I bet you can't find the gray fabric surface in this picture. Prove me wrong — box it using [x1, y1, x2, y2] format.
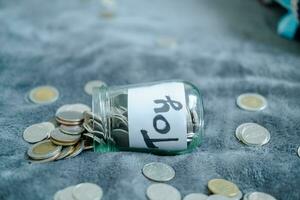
[0, 0, 300, 199]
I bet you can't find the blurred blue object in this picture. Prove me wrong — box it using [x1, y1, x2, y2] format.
[276, 0, 299, 39]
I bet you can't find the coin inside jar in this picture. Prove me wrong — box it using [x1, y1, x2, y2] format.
[146, 183, 181, 200]
[142, 162, 175, 182]
[27, 140, 62, 160]
[72, 182, 103, 200]
[29, 85, 59, 104]
[240, 123, 270, 146]
[236, 93, 267, 111]
[208, 179, 239, 197]
[23, 122, 55, 143]
[50, 128, 81, 144]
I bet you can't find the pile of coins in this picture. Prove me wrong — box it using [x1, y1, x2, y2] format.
[140, 162, 277, 200]
[24, 103, 94, 163]
[54, 182, 103, 200]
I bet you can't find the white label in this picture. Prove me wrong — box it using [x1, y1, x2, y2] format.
[128, 82, 187, 151]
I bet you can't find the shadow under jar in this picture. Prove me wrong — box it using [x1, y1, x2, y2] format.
[91, 80, 204, 155]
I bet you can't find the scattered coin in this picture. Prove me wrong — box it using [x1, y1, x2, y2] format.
[207, 195, 231, 200]
[60, 124, 85, 135]
[23, 122, 55, 143]
[297, 146, 300, 158]
[29, 85, 59, 104]
[156, 37, 178, 49]
[236, 93, 267, 111]
[56, 146, 75, 160]
[146, 183, 181, 200]
[50, 128, 81, 144]
[56, 104, 91, 116]
[246, 192, 277, 200]
[56, 111, 84, 125]
[142, 162, 175, 182]
[27, 140, 62, 160]
[54, 186, 75, 200]
[84, 80, 107, 95]
[240, 123, 270, 146]
[72, 182, 103, 200]
[208, 179, 239, 197]
[183, 193, 208, 200]
[235, 123, 254, 142]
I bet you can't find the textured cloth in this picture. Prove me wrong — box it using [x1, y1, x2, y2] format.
[0, 0, 300, 200]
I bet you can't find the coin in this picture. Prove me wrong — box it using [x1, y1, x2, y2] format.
[235, 123, 254, 141]
[298, 146, 300, 157]
[56, 146, 75, 160]
[236, 93, 267, 111]
[59, 124, 84, 135]
[183, 193, 208, 200]
[27, 140, 62, 160]
[228, 190, 243, 200]
[23, 122, 55, 143]
[142, 162, 175, 182]
[56, 111, 84, 125]
[66, 140, 84, 158]
[208, 179, 239, 197]
[29, 151, 60, 164]
[72, 182, 103, 200]
[29, 85, 59, 104]
[84, 80, 107, 95]
[240, 123, 270, 146]
[247, 192, 277, 200]
[207, 195, 231, 200]
[55, 186, 76, 200]
[56, 104, 91, 115]
[50, 128, 81, 143]
[146, 183, 181, 200]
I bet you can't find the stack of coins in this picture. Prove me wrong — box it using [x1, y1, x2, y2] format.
[235, 123, 270, 146]
[54, 182, 103, 200]
[24, 103, 94, 163]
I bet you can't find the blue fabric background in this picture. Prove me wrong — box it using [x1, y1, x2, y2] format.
[0, 0, 300, 199]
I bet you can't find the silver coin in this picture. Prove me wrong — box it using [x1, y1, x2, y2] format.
[92, 120, 104, 133]
[56, 146, 75, 160]
[84, 80, 107, 95]
[247, 192, 276, 200]
[142, 162, 175, 182]
[236, 93, 267, 111]
[50, 128, 81, 143]
[235, 123, 255, 141]
[56, 111, 83, 124]
[66, 140, 84, 158]
[23, 122, 55, 143]
[59, 124, 85, 135]
[207, 195, 231, 200]
[56, 104, 91, 115]
[228, 191, 243, 200]
[55, 186, 76, 200]
[111, 129, 129, 147]
[27, 140, 62, 160]
[72, 182, 103, 200]
[240, 123, 270, 146]
[243, 193, 250, 200]
[183, 193, 208, 200]
[84, 111, 102, 124]
[146, 183, 181, 200]
[298, 146, 300, 157]
[28, 85, 59, 104]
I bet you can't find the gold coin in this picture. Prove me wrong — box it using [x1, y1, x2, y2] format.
[29, 152, 60, 164]
[208, 179, 239, 197]
[27, 140, 62, 160]
[237, 93, 267, 111]
[29, 86, 59, 104]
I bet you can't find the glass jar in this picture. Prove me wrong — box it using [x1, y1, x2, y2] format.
[91, 80, 204, 155]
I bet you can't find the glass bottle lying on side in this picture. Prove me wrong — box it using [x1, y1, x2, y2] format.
[88, 80, 204, 155]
